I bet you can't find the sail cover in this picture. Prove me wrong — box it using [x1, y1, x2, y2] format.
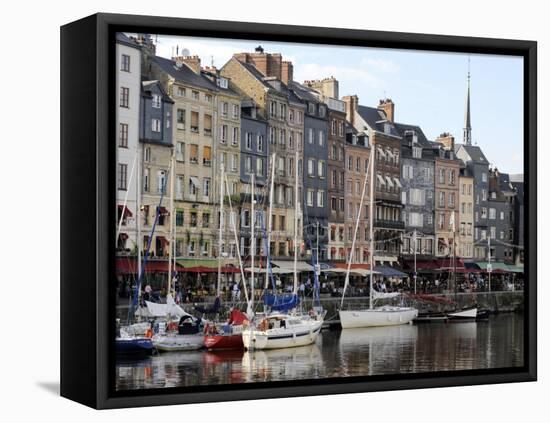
[137, 294, 191, 318]
[263, 293, 299, 311]
[372, 290, 401, 300]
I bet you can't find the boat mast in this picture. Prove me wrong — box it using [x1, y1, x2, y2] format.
[413, 228, 417, 294]
[136, 148, 142, 302]
[250, 172, 255, 313]
[167, 149, 175, 297]
[265, 153, 276, 290]
[341, 145, 371, 309]
[293, 150, 299, 296]
[368, 144, 374, 310]
[217, 164, 225, 298]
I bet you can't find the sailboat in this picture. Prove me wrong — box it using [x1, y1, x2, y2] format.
[338, 143, 418, 329]
[242, 152, 324, 350]
[203, 164, 250, 350]
[116, 151, 154, 356]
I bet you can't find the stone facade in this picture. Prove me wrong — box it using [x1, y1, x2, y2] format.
[458, 169, 474, 259]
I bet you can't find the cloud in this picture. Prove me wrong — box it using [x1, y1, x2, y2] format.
[294, 63, 383, 88]
[360, 57, 400, 74]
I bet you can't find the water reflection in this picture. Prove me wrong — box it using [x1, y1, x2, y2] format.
[116, 314, 524, 391]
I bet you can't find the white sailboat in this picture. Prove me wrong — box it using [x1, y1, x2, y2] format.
[338, 143, 418, 329]
[242, 152, 324, 350]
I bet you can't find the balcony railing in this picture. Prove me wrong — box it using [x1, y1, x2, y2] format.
[374, 219, 405, 230]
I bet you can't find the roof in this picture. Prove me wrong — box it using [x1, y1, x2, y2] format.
[393, 122, 432, 147]
[116, 32, 140, 49]
[455, 143, 489, 164]
[153, 56, 218, 91]
[141, 80, 174, 103]
[356, 105, 400, 137]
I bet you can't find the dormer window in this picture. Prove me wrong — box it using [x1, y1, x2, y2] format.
[217, 77, 228, 89]
[384, 122, 392, 134]
[413, 146, 422, 159]
[308, 103, 315, 114]
[152, 94, 161, 108]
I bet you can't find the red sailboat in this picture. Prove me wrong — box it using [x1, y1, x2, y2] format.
[204, 308, 248, 350]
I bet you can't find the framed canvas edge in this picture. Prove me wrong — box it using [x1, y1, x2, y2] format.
[61, 12, 537, 410]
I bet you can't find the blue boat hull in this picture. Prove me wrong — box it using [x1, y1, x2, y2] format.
[115, 338, 154, 356]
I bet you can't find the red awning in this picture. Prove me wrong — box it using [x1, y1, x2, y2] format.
[221, 265, 240, 273]
[436, 258, 465, 270]
[332, 262, 373, 270]
[157, 206, 169, 216]
[119, 233, 128, 240]
[118, 205, 133, 217]
[183, 265, 217, 273]
[404, 259, 439, 271]
[115, 258, 185, 274]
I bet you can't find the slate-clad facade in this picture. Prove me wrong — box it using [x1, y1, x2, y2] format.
[455, 144, 490, 259]
[139, 80, 174, 257]
[394, 123, 436, 258]
[487, 170, 516, 263]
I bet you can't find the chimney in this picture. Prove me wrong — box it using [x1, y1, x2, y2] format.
[281, 61, 293, 85]
[436, 132, 455, 151]
[304, 77, 339, 99]
[173, 55, 201, 74]
[378, 98, 395, 122]
[342, 95, 359, 127]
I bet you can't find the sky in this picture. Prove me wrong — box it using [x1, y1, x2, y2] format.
[152, 34, 524, 174]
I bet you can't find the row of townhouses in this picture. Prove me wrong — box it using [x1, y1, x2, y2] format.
[115, 33, 524, 272]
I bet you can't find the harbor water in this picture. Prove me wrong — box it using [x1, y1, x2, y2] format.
[116, 313, 524, 390]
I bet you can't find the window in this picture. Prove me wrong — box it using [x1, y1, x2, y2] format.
[192, 90, 199, 100]
[481, 207, 488, 219]
[482, 172, 487, 182]
[277, 157, 285, 177]
[176, 210, 184, 226]
[286, 187, 293, 206]
[203, 178, 211, 198]
[356, 157, 361, 172]
[204, 114, 212, 136]
[318, 160, 325, 178]
[482, 189, 487, 201]
[270, 102, 276, 118]
[269, 127, 275, 144]
[289, 109, 295, 123]
[176, 175, 184, 200]
[403, 165, 413, 179]
[500, 211, 505, 220]
[449, 169, 455, 185]
[307, 189, 314, 206]
[177, 109, 186, 129]
[308, 159, 315, 176]
[279, 215, 286, 231]
[347, 156, 353, 171]
[438, 168, 445, 184]
[489, 208, 496, 219]
[118, 123, 128, 147]
[231, 104, 239, 119]
[220, 125, 228, 143]
[205, 94, 212, 103]
[119, 87, 129, 108]
[438, 212, 445, 230]
[279, 103, 286, 119]
[257, 135, 264, 152]
[319, 130, 324, 146]
[117, 163, 127, 190]
[202, 213, 210, 228]
[152, 94, 161, 108]
[203, 146, 211, 166]
[143, 168, 150, 192]
[245, 133, 252, 150]
[308, 103, 315, 114]
[245, 156, 252, 173]
[232, 127, 239, 146]
[157, 170, 166, 194]
[152, 118, 161, 132]
[317, 190, 325, 207]
[189, 144, 198, 163]
[331, 170, 337, 188]
[449, 192, 455, 207]
[120, 54, 131, 72]
[288, 157, 294, 176]
[490, 226, 496, 239]
[410, 188, 425, 206]
[256, 158, 264, 176]
[176, 87, 186, 97]
[438, 191, 445, 207]
[308, 128, 314, 144]
[288, 131, 294, 149]
[230, 154, 238, 172]
[331, 197, 337, 211]
[190, 111, 199, 132]
[412, 146, 422, 159]
[409, 212, 423, 227]
[339, 198, 344, 212]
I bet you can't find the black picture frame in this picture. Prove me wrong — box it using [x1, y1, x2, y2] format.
[60, 12, 537, 409]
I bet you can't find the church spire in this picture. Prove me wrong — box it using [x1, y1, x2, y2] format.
[463, 56, 472, 145]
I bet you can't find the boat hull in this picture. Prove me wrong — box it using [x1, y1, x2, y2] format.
[242, 320, 322, 350]
[115, 337, 154, 356]
[447, 307, 477, 321]
[339, 307, 418, 329]
[152, 334, 204, 352]
[204, 334, 244, 350]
